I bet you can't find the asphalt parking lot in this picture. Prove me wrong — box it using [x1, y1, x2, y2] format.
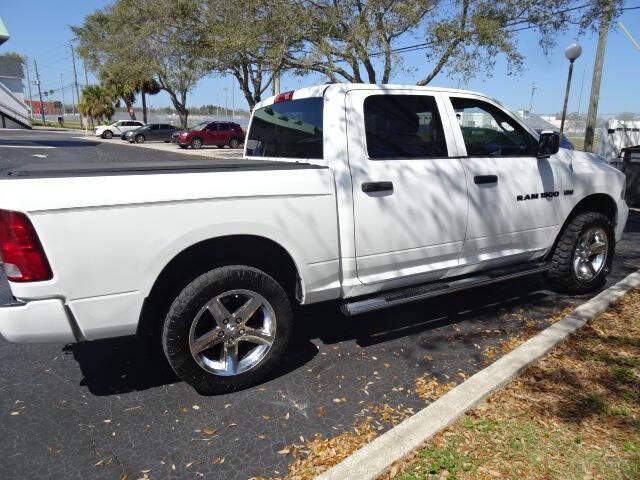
[1, 130, 639, 479]
[0, 129, 241, 173]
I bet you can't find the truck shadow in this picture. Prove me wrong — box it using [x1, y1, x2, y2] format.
[66, 275, 560, 396]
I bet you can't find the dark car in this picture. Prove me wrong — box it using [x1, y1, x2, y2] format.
[122, 123, 178, 143]
[174, 121, 244, 149]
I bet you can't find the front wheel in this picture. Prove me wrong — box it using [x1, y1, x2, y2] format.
[228, 138, 240, 149]
[135, 134, 145, 144]
[162, 266, 293, 394]
[191, 138, 203, 149]
[102, 130, 113, 139]
[547, 211, 614, 294]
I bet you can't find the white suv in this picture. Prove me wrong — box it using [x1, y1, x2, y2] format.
[94, 120, 144, 139]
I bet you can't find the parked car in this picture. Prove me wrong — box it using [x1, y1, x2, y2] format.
[174, 121, 244, 149]
[122, 123, 178, 143]
[0, 84, 628, 395]
[94, 120, 145, 139]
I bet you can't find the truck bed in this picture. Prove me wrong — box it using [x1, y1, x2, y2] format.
[0, 158, 326, 179]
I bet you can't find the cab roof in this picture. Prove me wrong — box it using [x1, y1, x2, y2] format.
[253, 83, 490, 111]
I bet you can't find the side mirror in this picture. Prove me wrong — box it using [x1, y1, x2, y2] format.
[537, 131, 560, 158]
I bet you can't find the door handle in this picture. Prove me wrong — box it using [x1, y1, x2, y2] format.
[474, 175, 498, 185]
[362, 181, 394, 193]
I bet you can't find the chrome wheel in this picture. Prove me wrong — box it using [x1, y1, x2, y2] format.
[188, 289, 276, 377]
[573, 227, 608, 282]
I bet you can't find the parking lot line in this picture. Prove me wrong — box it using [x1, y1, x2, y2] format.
[0, 145, 56, 149]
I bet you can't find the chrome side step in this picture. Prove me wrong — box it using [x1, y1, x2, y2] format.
[341, 263, 550, 316]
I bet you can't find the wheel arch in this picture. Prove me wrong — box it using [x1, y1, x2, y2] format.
[545, 193, 617, 260]
[137, 234, 302, 338]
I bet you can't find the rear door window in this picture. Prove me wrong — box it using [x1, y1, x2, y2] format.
[246, 98, 323, 159]
[363, 95, 447, 159]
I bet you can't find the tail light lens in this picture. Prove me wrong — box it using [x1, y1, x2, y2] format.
[274, 91, 294, 103]
[0, 210, 52, 282]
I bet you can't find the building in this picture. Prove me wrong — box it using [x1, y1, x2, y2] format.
[0, 16, 31, 128]
[0, 55, 25, 102]
[25, 100, 57, 116]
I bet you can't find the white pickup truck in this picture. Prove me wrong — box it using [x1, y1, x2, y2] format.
[0, 84, 628, 393]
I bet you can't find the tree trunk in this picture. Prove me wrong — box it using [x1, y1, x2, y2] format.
[141, 91, 147, 124]
[125, 98, 137, 120]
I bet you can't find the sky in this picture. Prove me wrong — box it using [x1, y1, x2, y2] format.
[1, 1, 639, 116]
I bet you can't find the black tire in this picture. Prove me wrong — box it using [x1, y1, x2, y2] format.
[191, 137, 203, 149]
[179, 145, 188, 149]
[229, 137, 240, 149]
[162, 266, 293, 394]
[102, 130, 113, 139]
[135, 134, 145, 144]
[547, 211, 615, 294]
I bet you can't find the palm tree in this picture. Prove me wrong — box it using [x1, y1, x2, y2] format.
[137, 77, 161, 124]
[100, 68, 137, 120]
[79, 85, 115, 124]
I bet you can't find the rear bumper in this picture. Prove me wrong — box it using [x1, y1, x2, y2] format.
[0, 298, 77, 343]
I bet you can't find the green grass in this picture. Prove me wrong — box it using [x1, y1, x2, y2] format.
[31, 119, 86, 130]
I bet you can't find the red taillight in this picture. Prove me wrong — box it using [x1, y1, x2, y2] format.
[0, 210, 52, 282]
[274, 91, 294, 103]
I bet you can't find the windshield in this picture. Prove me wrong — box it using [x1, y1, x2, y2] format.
[191, 122, 209, 131]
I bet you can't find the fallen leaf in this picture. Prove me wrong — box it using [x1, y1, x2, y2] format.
[202, 427, 217, 436]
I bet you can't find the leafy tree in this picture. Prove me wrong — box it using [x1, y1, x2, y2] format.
[73, 0, 212, 127]
[78, 85, 115, 123]
[0, 51, 26, 64]
[282, 0, 624, 86]
[415, 0, 624, 86]
[183, 0, 299, 110]
[99, 63, 138, 119]
[284, 0, 434, 84]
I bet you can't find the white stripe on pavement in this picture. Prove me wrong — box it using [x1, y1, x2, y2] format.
[0, 145, 56, 149]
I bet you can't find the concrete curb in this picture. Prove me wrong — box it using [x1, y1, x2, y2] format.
[316, 270, 640, 480]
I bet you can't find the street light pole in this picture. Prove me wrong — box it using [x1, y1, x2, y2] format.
[560, 43, 582, 135]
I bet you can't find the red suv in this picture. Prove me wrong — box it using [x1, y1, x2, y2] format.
[174, 121, 244, 149]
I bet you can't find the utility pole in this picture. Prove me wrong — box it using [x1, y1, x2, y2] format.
[70, 44, 83, 128]
[584, 9, 612, 153]
[33, 59, 46, 124]
[231, 79, 235, 119]
[60, 73, 66, 117]
[24, 58, 34, 119]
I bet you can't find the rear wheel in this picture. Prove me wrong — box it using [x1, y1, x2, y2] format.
[162, 266, 293, 394]
[135, 134, 145, 144]
[102, 130, 113, 139]
[191, 138, 203, 149]
[547, 211, 614, 294]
